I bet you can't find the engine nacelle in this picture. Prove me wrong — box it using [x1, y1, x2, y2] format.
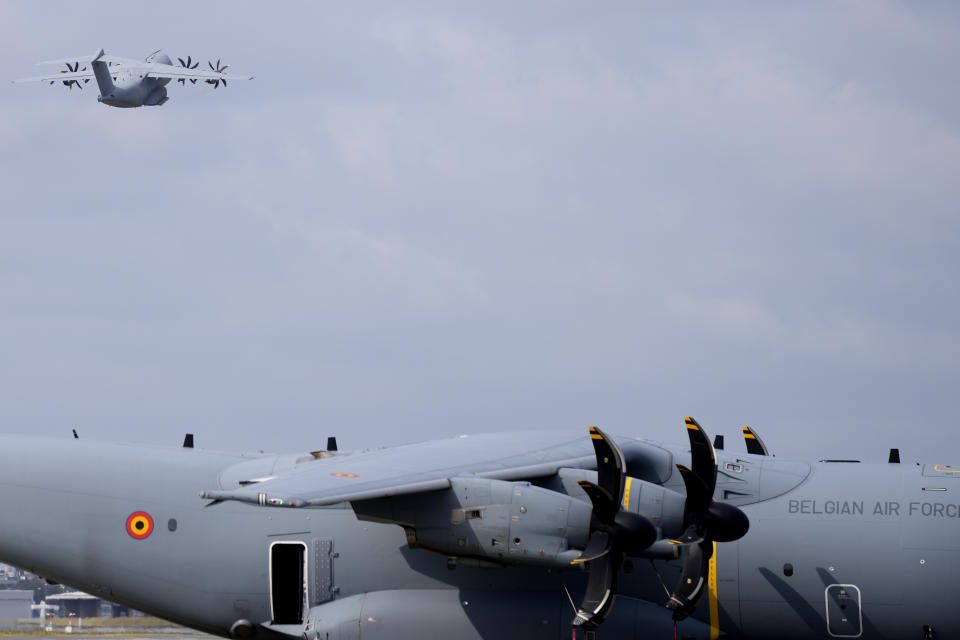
[353, 477, 593, 568]
[550, 467, 688, 540]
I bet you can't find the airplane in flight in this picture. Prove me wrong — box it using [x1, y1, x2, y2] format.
[0, 418, 952, 639]
[13, 48, 252, 107]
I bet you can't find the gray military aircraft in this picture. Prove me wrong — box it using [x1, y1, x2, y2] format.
[0, 417, 953, 639]
[13, 49, 252, 107]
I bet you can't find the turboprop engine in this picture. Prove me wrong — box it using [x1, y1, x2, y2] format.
[351, 470, 691, 569]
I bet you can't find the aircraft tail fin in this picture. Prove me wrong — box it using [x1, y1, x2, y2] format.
[90, 49, 114, 95]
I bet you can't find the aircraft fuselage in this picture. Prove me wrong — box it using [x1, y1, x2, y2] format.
[0, 435, 954, 640]
[96, 53, 172, 108]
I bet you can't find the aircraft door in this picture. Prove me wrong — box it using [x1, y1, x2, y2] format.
[825, 584, 862, 637]
[270, 541, 307, 625]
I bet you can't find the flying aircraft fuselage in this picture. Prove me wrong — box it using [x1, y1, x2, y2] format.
[96, 52, 172, 108]
[0, 434, 954, 640]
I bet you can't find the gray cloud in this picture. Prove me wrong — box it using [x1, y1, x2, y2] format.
[1, 2, 958, 463]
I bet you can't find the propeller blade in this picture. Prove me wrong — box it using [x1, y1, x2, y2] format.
[684, 417, 717, 497]
[191, 61, 198, 69]
[217, 58, 221, 69]
[222, 79, 227, 87]
[742, 425, 770, 456]
[667, 523, 704, 547]
[676, 464, 711, 516]
[208, 60, 215, 71]
[588, 426, 626, 505]
[577, 481, 618, 524]
[187, 56, 193, 67]
[666, 541, 711, 621]
[572, 552, 619, 629]
[574, 530, 611, 564]
[178, 57, 185, 67]
[190, 79, 197, 84]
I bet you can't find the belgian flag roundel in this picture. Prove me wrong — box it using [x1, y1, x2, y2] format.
[126, 511, 154, 540]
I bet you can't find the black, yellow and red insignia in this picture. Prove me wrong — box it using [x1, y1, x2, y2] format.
[126, 511, 154, 540]
[330, 472, 358, 478]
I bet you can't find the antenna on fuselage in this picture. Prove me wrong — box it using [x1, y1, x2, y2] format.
[183, 433, 194, 448]
[889, 448, 900, 464]
[72, 429, 78, 439]
[713, 435, 724, 450]
[327, 436, 338, 452]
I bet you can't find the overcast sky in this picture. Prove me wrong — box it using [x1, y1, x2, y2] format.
[1, 2, 958, 462]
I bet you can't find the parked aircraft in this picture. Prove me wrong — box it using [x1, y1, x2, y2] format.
[0, 418, 952, 639]
[13, 48, 252, 107]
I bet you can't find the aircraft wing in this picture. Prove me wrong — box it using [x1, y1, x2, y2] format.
[144, 62, 252, 82]
[200, 431, 675, 507]
[13, 71, 95, 84]
[38, 53, 139, 66]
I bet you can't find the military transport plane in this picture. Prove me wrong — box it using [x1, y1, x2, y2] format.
[13, 49, 252, 107]
[0, 418, 954, 640]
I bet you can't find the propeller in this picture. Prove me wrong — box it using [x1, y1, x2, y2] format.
[176, 56, 200, 84]
[206, 59, 230, 88]
[665, 417, 750, 621]
[54, 62, 89, 90]
[570, 427, 658, 630]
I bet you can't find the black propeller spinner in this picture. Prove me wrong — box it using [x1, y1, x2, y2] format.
[665, 417, 749, 621]
[571, 427, 658, 629]
[54, 62, 89, 90]
[176, 56, 200, 84]
[206, 59, 230, 89]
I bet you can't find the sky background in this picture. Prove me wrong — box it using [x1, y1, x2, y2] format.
[1, 2, 958, 462]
